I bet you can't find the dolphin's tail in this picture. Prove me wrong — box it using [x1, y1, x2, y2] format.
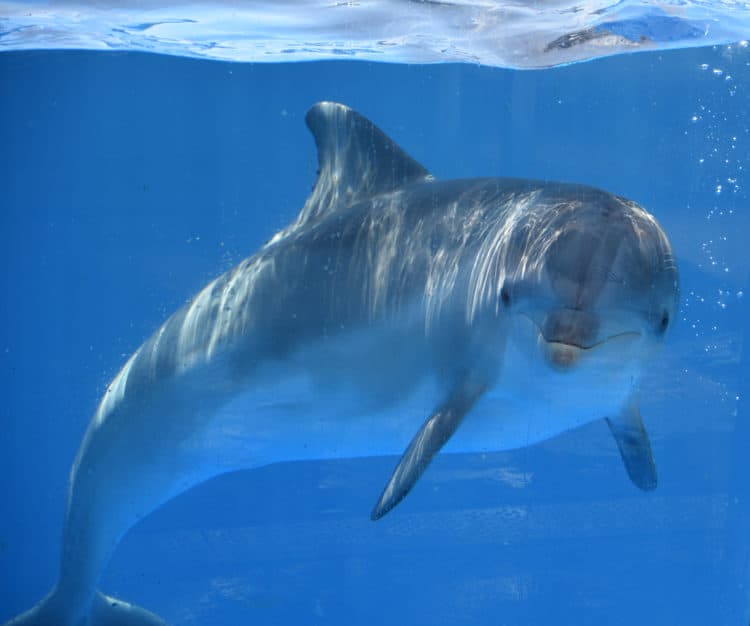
[5, 590, 168, 626]
[90, 592, 168, 626]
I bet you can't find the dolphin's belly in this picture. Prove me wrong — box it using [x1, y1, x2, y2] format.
[451, 327, 639, 453]
[201, 357, 624, 472]
[205, 372, 443, 468]
[186, 318, 445, 471]
[453, 386, 611, 454]
[197, 332, 635, 473]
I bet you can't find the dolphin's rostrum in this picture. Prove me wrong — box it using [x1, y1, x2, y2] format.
[7, 102, 679, 626]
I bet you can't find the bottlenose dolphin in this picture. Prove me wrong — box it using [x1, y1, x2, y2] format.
[7, 101, 679, 626]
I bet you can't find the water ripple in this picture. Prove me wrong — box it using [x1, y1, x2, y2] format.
[0, 1, 747, 68]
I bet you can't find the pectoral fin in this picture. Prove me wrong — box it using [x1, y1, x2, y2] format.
[606, 401, 657, 491]
[371, 377, 486, 521]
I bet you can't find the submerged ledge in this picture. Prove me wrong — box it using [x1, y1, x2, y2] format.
[0, 1, 748, 68]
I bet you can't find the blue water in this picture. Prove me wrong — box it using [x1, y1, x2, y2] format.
[1, 43, 749, 625]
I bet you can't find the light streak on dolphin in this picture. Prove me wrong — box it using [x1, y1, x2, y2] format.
[7, 101, 679, 626]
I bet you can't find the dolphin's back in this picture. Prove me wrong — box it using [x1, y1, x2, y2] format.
[98, 100, 633, 426]
[97, 173, 633, 426]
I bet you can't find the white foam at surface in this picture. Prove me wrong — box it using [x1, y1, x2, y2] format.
[0, 0, 748, 68]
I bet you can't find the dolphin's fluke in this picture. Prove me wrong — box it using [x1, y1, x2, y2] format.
[606, 401, 658, 491]
[91, 593, 168, 626]
[371, 377, 486, 520]
[4, 591, 168, 626]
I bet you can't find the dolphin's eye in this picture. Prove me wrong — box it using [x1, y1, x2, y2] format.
[500, 284, 511, 308]
[658, 311, 670, 334]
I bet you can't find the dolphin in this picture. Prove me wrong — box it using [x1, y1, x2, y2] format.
[7, 101, 679, 626]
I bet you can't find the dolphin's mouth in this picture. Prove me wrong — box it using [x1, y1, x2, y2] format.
[539, 331, 642, 372]
[543, 331, 642, 351]
[517, 312, 642, 371]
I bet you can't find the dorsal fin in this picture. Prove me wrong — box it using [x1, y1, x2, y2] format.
[277, 102, 432, 239]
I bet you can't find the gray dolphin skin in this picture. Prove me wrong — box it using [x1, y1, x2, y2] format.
[7, 101, 679, 626]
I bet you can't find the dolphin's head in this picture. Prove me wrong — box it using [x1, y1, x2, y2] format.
[498, 189, 678, 374]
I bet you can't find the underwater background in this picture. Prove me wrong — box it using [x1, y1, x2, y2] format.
[1, 18, 749, 626]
